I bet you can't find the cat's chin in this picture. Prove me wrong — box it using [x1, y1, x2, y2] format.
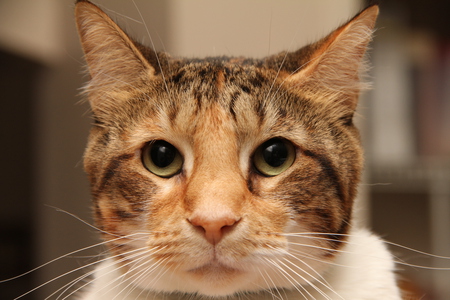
[181, 260, 250, 295]
[164, 257, 270, 297]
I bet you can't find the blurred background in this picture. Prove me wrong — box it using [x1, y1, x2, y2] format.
[0, 0, 449, 299]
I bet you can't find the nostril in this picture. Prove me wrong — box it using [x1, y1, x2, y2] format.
[189, 219, 206, 234]
[188, 215, 240, 245]
[221, 218, 240, 235]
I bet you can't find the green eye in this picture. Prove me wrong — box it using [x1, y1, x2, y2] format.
[142, 140, 183, 178]
[253, 138, 295, 177]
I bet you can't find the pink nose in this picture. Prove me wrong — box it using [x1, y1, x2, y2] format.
[188, 215, 240, 245]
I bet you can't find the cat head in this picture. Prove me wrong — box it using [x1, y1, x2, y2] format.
[75, 0, 377, 296]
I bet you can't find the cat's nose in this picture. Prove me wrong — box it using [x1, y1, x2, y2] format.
[188, 215, 240, 245]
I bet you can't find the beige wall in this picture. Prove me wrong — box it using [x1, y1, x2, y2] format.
[91, 0, 362, 57]
[0, 0, 65, 64]
[166, 0, 361, 57]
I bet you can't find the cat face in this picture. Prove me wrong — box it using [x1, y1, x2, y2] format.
[76, 0, 377, 297]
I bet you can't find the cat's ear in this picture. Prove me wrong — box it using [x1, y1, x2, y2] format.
[282, 5, 379, 111]
[75, 0, 155, 108]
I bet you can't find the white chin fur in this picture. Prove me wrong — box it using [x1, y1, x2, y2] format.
[79, 228, 401, 300]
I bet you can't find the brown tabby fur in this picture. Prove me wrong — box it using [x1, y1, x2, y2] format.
[76, 0, 380, 296]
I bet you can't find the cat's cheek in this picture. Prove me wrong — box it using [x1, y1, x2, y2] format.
[97, 208, 146, 239]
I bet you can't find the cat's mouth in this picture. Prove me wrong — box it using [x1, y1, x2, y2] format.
[187, 259, 242, 277]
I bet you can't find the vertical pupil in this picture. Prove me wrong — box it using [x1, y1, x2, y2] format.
[263, 141, 287, 167]
[151, 141, 175, 168]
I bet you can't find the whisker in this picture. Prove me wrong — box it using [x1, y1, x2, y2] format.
[110, 250, 170, 299]
[139, 254, 179, 297]
[125, 257, 171, 300]
[117, 259, 156, 300]
[288, 233, 450, 272]
[266, 258, 310, 300]
[50, 247, 146, 300]
[392, 261, 450, 271]
[287, 241, 349, 255]
[283, 232, 352, 237]
[58, 246, 155, 300]
[10, 233, 151, 300]
[288, 248, 356, 269]
[50, 246, 150, 300]
[285, 232, 450, 266]
[52, 269, 95, 300]
[273, 257, 331, 300]
[131, 0, 173, 101]
[13, 248, 114, 300]
[287, 238, 390, 269]
[270, 245, 335, 292]
[85, 69, 143, 94]
[284, 233, 353, 246]
[257, 267, 285, 300]
[281, 255, 343, 300]
[88, 245, 169, 300]
[263, 16, 322, 110]
[265, 53, 323, 103]
[45, 205, 122, 237]
[98, 5, 144, 24]
[263, 51, 290, 110]
[0, 232, 146, 284]
[267, 11, 273, 57]
[96, 252, 153, 300]
[384, 241, 450, 262]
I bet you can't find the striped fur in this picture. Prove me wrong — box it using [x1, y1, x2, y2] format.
[75, 1, 401, 299]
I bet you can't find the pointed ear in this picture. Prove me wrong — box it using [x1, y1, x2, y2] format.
[75, 0, 155, 110]
[285, 5, 379, 111]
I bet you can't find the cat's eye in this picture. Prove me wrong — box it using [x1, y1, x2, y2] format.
[142, 140, 183, 178]
[253, 138, 295, 177]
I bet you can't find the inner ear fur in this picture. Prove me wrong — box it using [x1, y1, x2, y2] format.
[283, 5, 379, 112]
[75, 0, 156, 110]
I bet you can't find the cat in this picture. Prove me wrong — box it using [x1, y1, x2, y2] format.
[74, 0, 402, 299]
